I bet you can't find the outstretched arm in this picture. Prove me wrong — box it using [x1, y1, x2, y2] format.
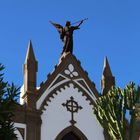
[73, 20, 84, 30]
[77, 20, 84, 27]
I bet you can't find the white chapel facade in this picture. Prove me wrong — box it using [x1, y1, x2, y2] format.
[13, 41, 116, 140]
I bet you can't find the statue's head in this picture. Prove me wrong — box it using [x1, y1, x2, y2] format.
[66, 21, 71, 26]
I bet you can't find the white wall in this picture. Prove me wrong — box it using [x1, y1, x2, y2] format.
[41, 83, 104, 140]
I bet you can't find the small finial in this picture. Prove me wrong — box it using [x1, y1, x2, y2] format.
[25, 40, 36, 63]
[101, 56, 115, 95]
[102, 56, 113, 78]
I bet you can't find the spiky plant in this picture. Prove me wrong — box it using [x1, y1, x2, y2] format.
[0, 64, 20, 140]
[94, 82, 140, 140]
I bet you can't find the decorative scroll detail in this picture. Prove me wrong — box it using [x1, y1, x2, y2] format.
[64, 64, 78, 78]
[62, 96, 82, 125]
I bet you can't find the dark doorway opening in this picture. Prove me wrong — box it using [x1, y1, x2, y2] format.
[61, 132, 81, 140]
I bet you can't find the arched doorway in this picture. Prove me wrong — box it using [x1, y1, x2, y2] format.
[61, 131, 80, 140]
[55, 126, 88, 140]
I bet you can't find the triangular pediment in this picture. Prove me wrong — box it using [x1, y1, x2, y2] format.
[36, 52, 99, 110]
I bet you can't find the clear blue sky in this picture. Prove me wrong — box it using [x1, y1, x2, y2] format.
[0, 0, 140, 92]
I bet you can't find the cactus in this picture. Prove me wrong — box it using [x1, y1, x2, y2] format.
[94, 82, 140, 140]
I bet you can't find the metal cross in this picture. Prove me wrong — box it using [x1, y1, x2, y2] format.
[62, 96, 83, 125]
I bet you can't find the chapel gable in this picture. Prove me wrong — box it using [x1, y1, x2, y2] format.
[36, 52, 99, 111]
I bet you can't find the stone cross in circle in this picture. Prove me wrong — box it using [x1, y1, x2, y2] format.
[62, 96, 83, 125]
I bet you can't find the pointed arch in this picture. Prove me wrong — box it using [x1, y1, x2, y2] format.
[14, 129, 23, 140]
[55, 126, 88, 140]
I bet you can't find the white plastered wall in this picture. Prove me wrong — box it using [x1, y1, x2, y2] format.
[41, 83, 104, 140]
